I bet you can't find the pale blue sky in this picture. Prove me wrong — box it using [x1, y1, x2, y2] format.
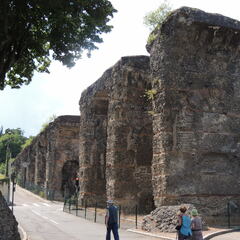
[1, 0, 240, 137]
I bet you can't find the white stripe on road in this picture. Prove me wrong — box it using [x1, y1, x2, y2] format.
[31, 210, 59, 225]
[42, 203, 51, 207]
[49, 219, 59, 225]
[21, 202, 51, 207]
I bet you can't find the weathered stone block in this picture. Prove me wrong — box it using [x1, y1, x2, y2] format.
[149, 7, 240, 222]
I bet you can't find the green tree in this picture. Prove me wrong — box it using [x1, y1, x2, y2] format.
[0, 128, 27, 164]
[0, 0, 116, 90]
[143, 0, 172, 31]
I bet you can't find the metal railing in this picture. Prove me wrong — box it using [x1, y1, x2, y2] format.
[63, 198, 144, 230]
[227, 201, 239, 228]
[21, 182, 57, 201]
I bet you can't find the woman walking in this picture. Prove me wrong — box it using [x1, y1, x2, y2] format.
[191, 209, 203, 240]
[177, 206, 192, 240]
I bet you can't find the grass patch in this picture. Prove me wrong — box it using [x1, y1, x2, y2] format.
[0, 174, 6, 180]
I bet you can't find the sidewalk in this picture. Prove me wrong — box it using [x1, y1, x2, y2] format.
[64, 204, 240, 240]
[127, 227, 240, 240]
[17, 186, 239, 240]
[18, 225, 28, 240]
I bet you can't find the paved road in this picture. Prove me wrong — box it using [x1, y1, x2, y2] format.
[211, 231, 240, 240]
[14, 186, 160, 240]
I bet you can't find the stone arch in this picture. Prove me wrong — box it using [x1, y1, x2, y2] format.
[61, 160, 79, 198]
[136, 124, 153, 166]
[79, 90, 109, 205]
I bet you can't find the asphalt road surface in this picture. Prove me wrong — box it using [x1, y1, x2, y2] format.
[211, 231, 240, 240]
[14, 186, 160, 240]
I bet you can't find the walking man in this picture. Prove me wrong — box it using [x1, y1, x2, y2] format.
[105, 200, 119, 240]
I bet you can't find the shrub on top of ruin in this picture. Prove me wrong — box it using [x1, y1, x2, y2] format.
[144, 0, 172, 44]
[21, 136, 35, 150]
[40, 114, 57, 133]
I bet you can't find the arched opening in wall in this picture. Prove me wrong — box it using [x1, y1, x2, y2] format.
[136, 126, 152, 166]
[61, 160, 79, 199]
[90, 92, 109, 203]
[136, 124, 154, 213]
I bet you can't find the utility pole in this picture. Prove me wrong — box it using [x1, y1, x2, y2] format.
[5, 144, 11, 177]
[5, 142, 11, 204]
[11, 172, 16, 212]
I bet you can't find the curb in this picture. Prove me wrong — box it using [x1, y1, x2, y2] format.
[16, 185, 60, 204]
[127, 228, 240, 240]
[203, 228, 240, 240]
[16, 185, 49, 203]
[18, 224, 28, 240]
[127, 229, 175, 240]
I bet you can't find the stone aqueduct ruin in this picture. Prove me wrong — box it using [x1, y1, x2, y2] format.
[15, 115, 80, 199]
[15, 7, 240, 222]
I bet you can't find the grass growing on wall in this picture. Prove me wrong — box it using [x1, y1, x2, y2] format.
[0, 174, 6, 180]
[0, 174, 9, 183]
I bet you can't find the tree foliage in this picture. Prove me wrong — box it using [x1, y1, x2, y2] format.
[143, 0, 172, 31]
[0, 128, 27, 163]
[0, 0, 116, 90]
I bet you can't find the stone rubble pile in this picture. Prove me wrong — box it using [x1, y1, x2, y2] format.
[142, 204, 195, 233]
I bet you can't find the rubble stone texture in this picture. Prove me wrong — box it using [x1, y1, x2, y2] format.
[15, 115, 80, 200]
[79, 56, 153, 211]
[14, 6, 240, 227]
[0, 192, 20, 240]
[142, 204, 195, 233]
[148, 7, 240, 224]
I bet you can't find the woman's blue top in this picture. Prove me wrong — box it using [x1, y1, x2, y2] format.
[180, 215, 192, 236]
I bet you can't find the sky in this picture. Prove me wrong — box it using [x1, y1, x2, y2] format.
[1, 0, 240, 137]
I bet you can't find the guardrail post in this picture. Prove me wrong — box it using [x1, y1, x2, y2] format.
[135, 205, 138, 229]
[63, 198, 66, 211]
[94, 202, 97, 222]
[76, 198, 78, 216]
[69, 199, 71, 213]
[227, 202, 231, 228]
[118, 205, 121, 228]
[84, 200, 87, 219]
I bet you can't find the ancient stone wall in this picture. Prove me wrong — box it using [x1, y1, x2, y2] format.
[14, 7, 240, 224]
[79, 56, 153, 211]
[0, 191, 20, 240]
[148, 7, 240, 223]
[15, 115, 80, 200]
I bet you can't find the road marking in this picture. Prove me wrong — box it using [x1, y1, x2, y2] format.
[31, 210, 59, 225]
[21, 202, 51, 207]
[42, 203, 51, 207]
[32, 210, 41, 216]
[49, 219, 59, 225]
